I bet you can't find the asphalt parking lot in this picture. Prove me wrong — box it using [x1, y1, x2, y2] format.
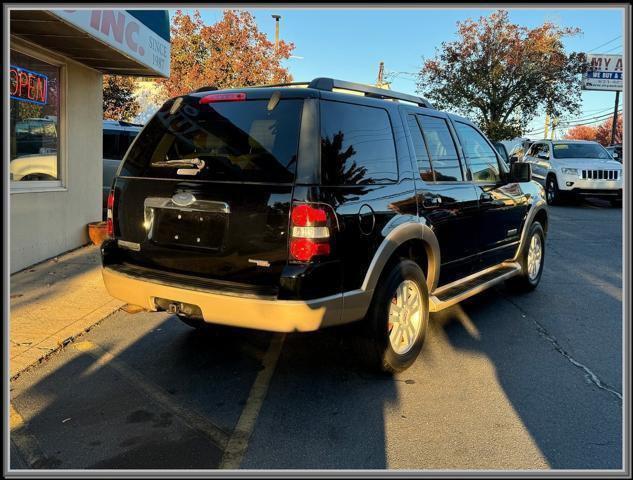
[10, 199, 623, 471]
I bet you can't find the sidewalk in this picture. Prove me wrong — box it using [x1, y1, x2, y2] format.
[10, 245, 124, 379]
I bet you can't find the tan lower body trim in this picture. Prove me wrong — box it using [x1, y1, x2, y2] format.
[102, 267, 367, 333]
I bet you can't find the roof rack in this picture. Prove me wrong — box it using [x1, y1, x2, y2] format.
[192, 85, 218, 93]
[250, 78, 433, 108]
[309, 78, 433, 108]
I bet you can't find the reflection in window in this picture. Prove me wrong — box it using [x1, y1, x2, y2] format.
[417, 115, 463, 181]
[454, 122, 501, 183]
[122, 99, 302, 183]
[10, 50, 60, 182]
[406, 115, 434, 181]
[321, 101, 397, 185]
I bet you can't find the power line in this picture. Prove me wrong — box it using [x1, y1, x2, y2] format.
[586, 35, 621, 53]
[602, 45, 622, 54]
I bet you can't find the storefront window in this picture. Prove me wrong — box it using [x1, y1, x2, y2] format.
[10, 50, 61, 184]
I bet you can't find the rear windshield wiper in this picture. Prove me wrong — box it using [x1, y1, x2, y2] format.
[152, 158, 205, 168]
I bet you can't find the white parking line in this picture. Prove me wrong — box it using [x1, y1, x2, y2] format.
[220, 334, 285, 469]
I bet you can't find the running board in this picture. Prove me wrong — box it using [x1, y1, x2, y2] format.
[429, 262, 522, 312]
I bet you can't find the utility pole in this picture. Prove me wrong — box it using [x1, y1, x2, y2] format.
[610, 90, 620, 145]
[544, 112, 550, 139]
[272, 15, 281, 52]
[550, 117, 558, 140]
[377, 62, 385, 88]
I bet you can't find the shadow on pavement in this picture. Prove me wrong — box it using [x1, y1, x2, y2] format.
[10, 316, 396, 470]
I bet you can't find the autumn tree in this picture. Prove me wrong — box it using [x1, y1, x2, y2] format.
[595, 116, 622, 146]
[564, 116, 622, 145]
[159, 10, 294, 98]
[103, 75, 140, 121]
[564, 124, 597, 142]
[417, 10, 586, 141]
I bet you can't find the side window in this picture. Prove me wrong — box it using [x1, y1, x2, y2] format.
[321, 100, 398, 185]
[406, 115, 434, 181]
[454, 122, 501, 183]
[526, 143, 538, 157]
[540, 143, 550, 158]
[103, 129, 121, 160]
[416, 115, 463, 181]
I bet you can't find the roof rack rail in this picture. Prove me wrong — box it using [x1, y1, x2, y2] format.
[256, 81, 311, 88]
[308, 77, 433, 108]
[192, 85, 218, 93]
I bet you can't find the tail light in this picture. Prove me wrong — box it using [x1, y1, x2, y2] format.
[106, 191, 115, 237]
[289, 203, 335, 262]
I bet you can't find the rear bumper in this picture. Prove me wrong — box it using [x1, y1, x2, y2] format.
[102, 266, 369, 332]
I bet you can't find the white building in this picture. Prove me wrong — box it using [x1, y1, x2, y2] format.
[8, 9, 171, 272]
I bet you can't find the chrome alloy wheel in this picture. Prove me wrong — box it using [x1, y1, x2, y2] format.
[388, 280, 423, 355]
[527, 233, 543, 280]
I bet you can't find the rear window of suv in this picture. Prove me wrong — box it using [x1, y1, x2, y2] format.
[120, 97, 302, 183]
[320, 100, 398, 185]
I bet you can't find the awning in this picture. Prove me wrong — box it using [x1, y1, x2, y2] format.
[10, 9, 170, 77]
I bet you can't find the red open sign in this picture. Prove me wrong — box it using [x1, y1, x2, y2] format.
[10, 65, 48, 106]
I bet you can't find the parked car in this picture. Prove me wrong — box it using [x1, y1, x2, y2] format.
[605, 144, 622, 163]
[102, 120, 142, 218]
[523, 139, 622, 206]
[10, 117, 58, 181]
[101, 78, 547, 373]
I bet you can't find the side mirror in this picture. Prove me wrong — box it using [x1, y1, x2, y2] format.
[509, 155, 519, 164]
[537, 153, 549, 160]
[509, 162, 531, 183]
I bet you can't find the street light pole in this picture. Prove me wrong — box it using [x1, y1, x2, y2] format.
[272, 15, 281, 52]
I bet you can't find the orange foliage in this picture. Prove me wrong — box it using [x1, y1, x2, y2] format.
[159, 10, 294, 99]
[564, 124, 597, 142]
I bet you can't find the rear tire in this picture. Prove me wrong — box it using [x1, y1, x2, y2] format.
[507, 222, 545, 292]
[361, 259, 429, 373]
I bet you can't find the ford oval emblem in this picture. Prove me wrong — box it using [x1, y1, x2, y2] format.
[171, 192, 196, 207]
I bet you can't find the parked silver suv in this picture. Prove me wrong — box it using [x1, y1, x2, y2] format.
[523, 139, 622, 206]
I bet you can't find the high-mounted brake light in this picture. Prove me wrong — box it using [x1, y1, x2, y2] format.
[106, 191, 115, 237]
[289, 203, 334, 262]
[199, 93, 247, 104]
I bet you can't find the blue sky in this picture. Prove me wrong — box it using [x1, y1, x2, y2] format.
[177, 7, 624, 137]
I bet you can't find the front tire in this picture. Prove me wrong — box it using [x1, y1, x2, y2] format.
[362, 259, 429, 373]
[507, 222, 545, 292]
[545, 175, 561, 205]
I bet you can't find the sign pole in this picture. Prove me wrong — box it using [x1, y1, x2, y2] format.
[610, 90, 620, 146]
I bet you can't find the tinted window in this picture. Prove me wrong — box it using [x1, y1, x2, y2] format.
[417, 115, 463, 181]
[121, 98, 302, 183]
[406, 115, 434, 181]
[321, 101, 397, 185]
[455, 122, 501, 183]
[103, 129, 121, 160]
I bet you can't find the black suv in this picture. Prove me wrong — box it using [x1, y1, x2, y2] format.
[101, 78, 548, 372]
